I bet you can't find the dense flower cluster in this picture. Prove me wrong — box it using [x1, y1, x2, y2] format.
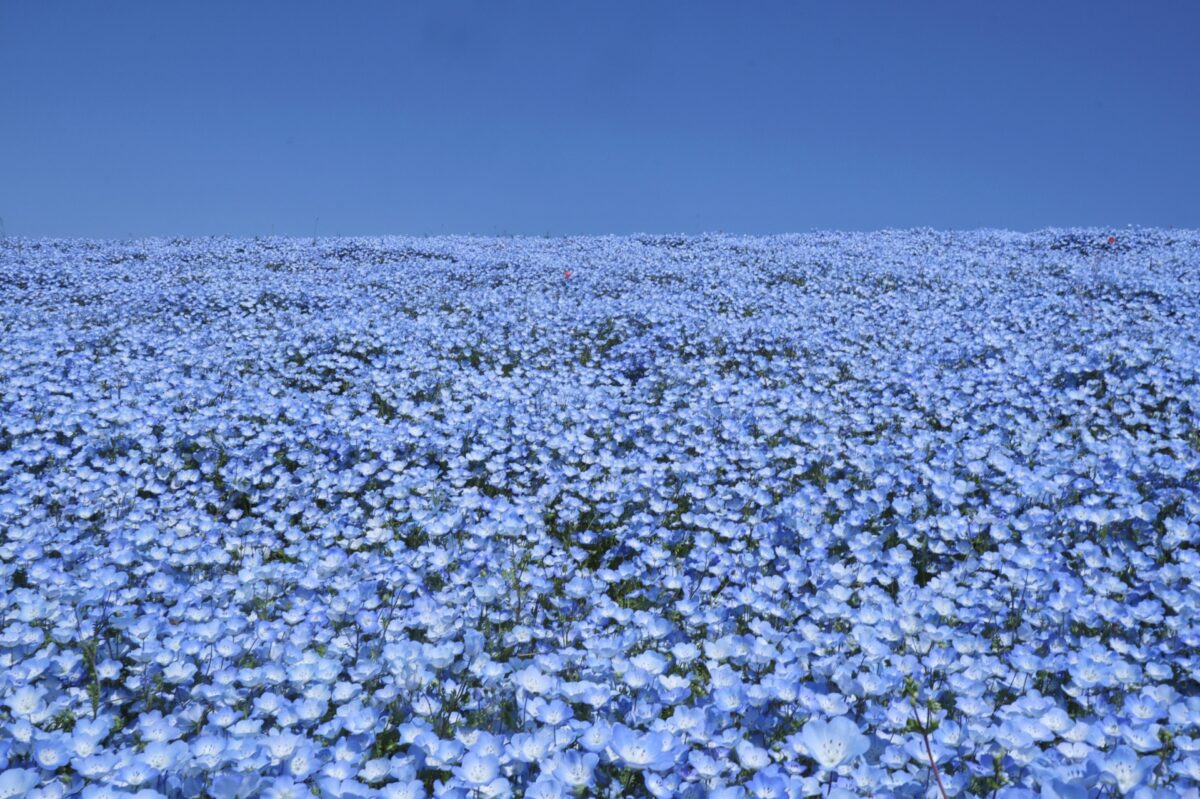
[1, 230, 1199, 798]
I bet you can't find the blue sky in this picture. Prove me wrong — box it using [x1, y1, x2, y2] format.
[2, 1, 1197, 237]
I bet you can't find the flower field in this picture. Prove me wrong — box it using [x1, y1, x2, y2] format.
[1, 230, 1199, 798]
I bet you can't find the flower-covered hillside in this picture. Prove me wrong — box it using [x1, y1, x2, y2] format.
[1, 230, 1199, 798]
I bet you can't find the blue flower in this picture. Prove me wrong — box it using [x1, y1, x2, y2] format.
[578, 721, 612, 753]
[610, 725, 680, 771]
[708, 787, 746, 799]
[31, 738, 69, 771]
[800, 717, 870, 771]
[744, 767, 790, 799]
[550, 749, 598, 790]
[454, 750, 501, 787]
[1102, 745, 1157, 793]
[261, 778, 311, 799]
[379, 781, 427, 799]
[0, 770, 40, 799]
[524, 778, 566, 799]
[734, 740, 771, 771]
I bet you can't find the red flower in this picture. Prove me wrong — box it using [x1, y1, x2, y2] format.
[1108, 236, 1116, 245]
[563, 271, 573, 280]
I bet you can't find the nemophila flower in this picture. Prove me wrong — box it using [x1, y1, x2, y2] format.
[744, 767, 791, 799]
[73, 751, 119, 780]
[336, 700, 380, 736]
[712, 686, 745, 714]
[417, 735, 465, 769]
[708, 787, 745, 799]
[550, 749, 598, 789]
[137, 711, 183, 743]
[96, 658, 123, 680]
[524, 777, 566, 799]
[670, 642, 701, 664]
[359, 757, 392, 784]
[31, 738, 68, 771]
[286, 745, 321, 780]
[513, 666, 554, 696]
[1175, 755, 1200, 782]
[621, 666, 653, 691]
[0, 769, 39, 799]
[379, 780, 427, 799]
[644, 770, 681, 798]
[161, 660, 197, 684]
[800, 717, 870, 771]
[261, 778, 311, 799]
[5, 685, 47, 720]
[189, 734, 227, 770]
[610, 725, 680, 771]
[1125, 692, 1168, 723]
[1102, 745, 1158, 793]
[734, 740, 771, 771]
[509, 729, 554, 763]
[454, 750, 500, 787]
[530, 698, 572, 726]
[1045, 754, 1107, 793]
[317, 776, 372, 799]
[686, 749, 722, 781]
[114, 761, 160, 790]
[210, 704, 241, 728]
[1057, 740, 1094, 761]
[321, 759, 359, 783]
[657, 673, 692, 704]
[67, 729, 103, 758]
[139, 740, 188, 772]
[1122, 725, 1166, 753]
[578, 722, 612, 753]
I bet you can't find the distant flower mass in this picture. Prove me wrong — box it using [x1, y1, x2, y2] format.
[0, 229, 1198, 797]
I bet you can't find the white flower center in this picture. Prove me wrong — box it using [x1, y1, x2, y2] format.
[817, 738, 847, 767]
[625, 744, 650, 764]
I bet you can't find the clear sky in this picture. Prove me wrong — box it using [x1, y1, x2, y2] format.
[2, 1, 1198, 238]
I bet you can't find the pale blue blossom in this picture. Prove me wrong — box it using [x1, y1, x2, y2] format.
[800, 717, 870, 771]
